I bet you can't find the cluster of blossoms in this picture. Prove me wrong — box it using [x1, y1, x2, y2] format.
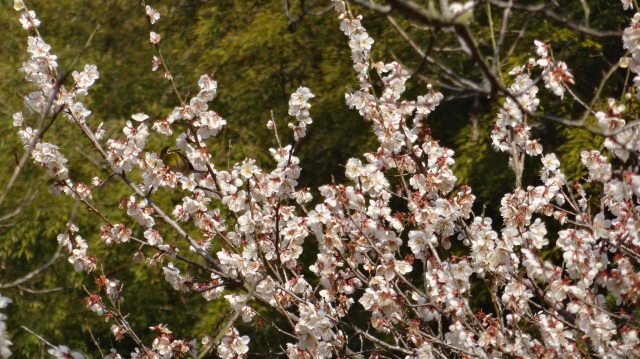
[10, 0, 640, 358]
[56, 223, 96, 273]
[107, 115, 149, 173]
[14, 35, 69, 180]
[216, 328, 250, 359]
[146, 324, 198, 358]
[13, 2, 101, 183]
[482, 41, 640, 358]
[490, 62, 541, 158]
[0, 294, 11, 358]
[47, 346, 84, 359]
[610, 13, 640, 161]
[594, 98, 640, 161]
[534, 40, 575, 99]
[623, 11, 640, 87]
[287, 86, 315, 140]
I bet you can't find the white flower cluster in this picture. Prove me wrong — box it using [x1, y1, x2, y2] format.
[108, 324, 198, 359]
[14, 15, 101, 181]
[0, 294, 12, 359]
[126, 195, 155, 228]
[148, 324, 198, 358]
[142, 73, 225, 194]
[596, 96, 640, 161]
[490, 63, 540, 156]
[534, 40, 575, 99]
[71, 64, 99, 101]
[288, 87, 315, 140]
[107, 118, 149, 173]
[465, 42, 640, 357]
[287, 303, 334, 358]
[19, 10, 39, 30]
[13, 34, 109, 312]
[100, 223, 132, 246]
[161, 262, 188, 292]
[47, 346, 84, 359]
[623, 13, 640, 84]
[57, 223, 96, 273]
[216, 327, 249, 359]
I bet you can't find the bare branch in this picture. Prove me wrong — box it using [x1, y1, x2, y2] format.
[484, 0, 623, 37]
[0, 250, 62, 289]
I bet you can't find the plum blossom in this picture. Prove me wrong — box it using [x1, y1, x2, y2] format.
[145, 5, 160, 24]
[149, 31, 161, 44]
[13, 2, 640, 358]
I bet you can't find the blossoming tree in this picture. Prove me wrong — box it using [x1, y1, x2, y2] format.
[6, 0, 640, 357]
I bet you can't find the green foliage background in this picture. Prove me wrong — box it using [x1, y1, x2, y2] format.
[0, 0, 632, 356]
